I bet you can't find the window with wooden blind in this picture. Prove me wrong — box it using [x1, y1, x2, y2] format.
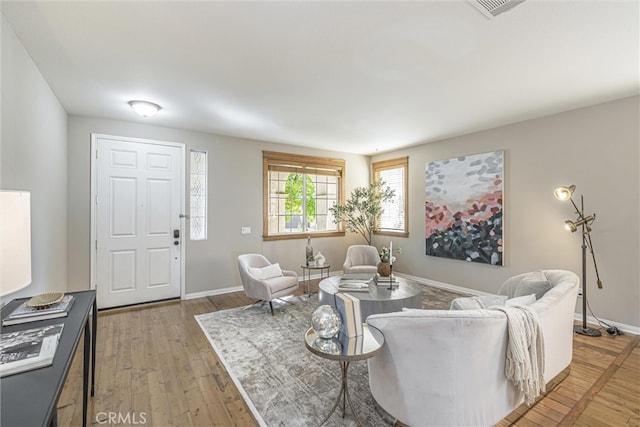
[373, 156, 409, 236]
[263, 151, 346, 240]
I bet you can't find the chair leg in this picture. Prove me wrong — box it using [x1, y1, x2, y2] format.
[269, 301, 274, 316]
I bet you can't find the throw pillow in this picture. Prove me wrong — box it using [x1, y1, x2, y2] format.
[515, 272, 552, 300]
[450, 295, 508, 310]
[248, 263, 283, 280]
[505, 294, 536, 306]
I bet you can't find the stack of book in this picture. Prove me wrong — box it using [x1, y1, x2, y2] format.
[2, 295, 74, 326]
[334, 292, 363, 338]
[0, 323, 65, 377]
[338, 329, 364, 354]
[374, 274, 398, 285]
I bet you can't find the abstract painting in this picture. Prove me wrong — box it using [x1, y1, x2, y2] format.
[425, 150, 504, 265]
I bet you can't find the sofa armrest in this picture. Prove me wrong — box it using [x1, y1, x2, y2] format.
[282, 269, 298, 279]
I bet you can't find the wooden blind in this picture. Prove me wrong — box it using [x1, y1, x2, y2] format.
[373, 157, 408, 235]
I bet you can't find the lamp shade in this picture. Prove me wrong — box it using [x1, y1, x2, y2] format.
[565, 215, 595, 233]
[0, 190, 32, 297]
[553, 185, 576, 201]
[128, 100, 161, 117]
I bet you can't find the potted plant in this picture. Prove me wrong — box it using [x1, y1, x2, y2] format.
[329, 180, 395, 245]
[378, 246, 401, 276]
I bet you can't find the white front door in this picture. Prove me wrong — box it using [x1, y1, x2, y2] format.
[93, 135, 184, 309]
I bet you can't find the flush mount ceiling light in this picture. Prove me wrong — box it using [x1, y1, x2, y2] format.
[468, 0, 526, 19]
[128, 100, 161, 117]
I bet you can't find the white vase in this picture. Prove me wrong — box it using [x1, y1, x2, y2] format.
[314, 252, 326, 266]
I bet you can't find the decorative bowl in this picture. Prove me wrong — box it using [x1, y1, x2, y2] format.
[27, 292, 65, 308]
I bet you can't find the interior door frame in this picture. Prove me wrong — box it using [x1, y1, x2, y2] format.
[89, 133, 186, 301]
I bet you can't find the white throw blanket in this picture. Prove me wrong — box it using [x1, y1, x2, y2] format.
[492, 305, 545, 406]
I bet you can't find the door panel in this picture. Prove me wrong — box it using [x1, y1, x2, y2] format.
[147, 248, 171, 287]
[96, 136, 182, 308]
[110, 250, 136, 292]
[147, 179, 171, 235]
[110, 177, 137, 236]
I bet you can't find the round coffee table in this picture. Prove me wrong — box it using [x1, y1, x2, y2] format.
[318, 275, 422, 322]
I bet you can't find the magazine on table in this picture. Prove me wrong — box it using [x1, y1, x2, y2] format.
[2, 295, 74, 326]
[338, 282, 370, 292]
[341, 274, 374, 282]
[0, 324, 64, 377]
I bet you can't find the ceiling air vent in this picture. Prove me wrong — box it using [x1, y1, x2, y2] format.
[468, 0, 526, 18]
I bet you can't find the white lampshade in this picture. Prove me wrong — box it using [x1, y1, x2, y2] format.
[128, 100, 161, 117]
[0, 190, 32, 297]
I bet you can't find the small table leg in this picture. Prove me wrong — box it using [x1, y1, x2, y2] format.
[91, 298, 97, 397]
[317, 361, 363, 427]
[83, 321, 90, 427]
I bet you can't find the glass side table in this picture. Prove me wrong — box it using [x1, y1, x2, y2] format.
[304, 324, 384, 427]
[300, 264, 331, 295]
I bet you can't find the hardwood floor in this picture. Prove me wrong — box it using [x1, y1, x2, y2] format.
[58, 283, 639, 426]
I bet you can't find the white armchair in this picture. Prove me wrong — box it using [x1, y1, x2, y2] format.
[237, 254, 299, 315]
[342, 245, 380, 275]
[366, 270, 579, 426]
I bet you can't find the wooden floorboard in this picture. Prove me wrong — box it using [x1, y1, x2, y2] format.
[59, 282, 639, 426]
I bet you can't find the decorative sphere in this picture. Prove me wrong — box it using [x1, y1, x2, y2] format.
[311, 305, 341, 338]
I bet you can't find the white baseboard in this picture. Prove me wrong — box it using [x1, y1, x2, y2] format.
[301, 270, 341, 281]
[182, 269, 340, 300]
[184, 286, 243, 300]
[573, 313, 640, 336]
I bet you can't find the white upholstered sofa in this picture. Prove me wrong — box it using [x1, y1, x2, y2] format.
[366, 270, 579, 427]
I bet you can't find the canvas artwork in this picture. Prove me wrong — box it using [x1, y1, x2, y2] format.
[425, 150, 504, 265]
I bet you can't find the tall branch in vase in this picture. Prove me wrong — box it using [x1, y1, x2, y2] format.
[329, 180, 395, 245]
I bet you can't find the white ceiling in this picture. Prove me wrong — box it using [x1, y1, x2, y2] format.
[2, 1, 638, 155]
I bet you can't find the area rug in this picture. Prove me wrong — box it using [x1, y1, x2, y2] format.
[195, 283, 468, 427]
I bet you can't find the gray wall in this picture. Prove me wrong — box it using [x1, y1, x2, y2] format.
[4, 12, 638, 328]
[1, 15, 68, 301]
[67, 116, 370, 295]
[372, 96, 640, 328]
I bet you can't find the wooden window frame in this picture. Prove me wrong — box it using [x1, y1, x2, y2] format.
[372, 156, 409, 237]
[263, 151, 346, 241]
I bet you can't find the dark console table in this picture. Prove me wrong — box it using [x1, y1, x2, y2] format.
[0, 290, 97, 427]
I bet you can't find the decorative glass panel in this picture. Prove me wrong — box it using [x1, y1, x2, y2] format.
[190, 150, 207, 240]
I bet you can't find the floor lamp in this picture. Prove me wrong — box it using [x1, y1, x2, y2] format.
[554, 185, 603, 337]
